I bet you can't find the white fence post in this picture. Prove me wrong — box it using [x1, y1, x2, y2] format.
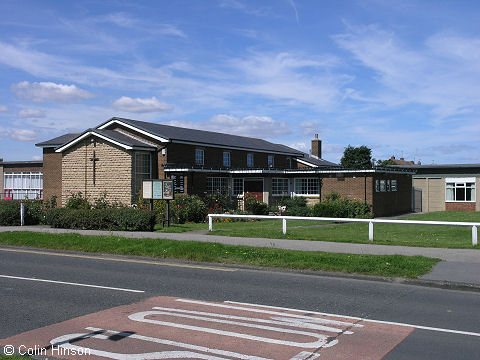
[369, 221, 373, 242]
[20, 202, 25, 226]
[208, 216, 213, 232]
[282, 218, 287, 235]
[473, 226, 478, 246]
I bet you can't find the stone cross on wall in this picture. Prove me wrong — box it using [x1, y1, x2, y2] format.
[89, 150, 99, 185]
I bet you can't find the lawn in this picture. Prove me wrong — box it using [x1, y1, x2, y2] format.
[0, 231, 438, 278]
[159, 211, 480, 249]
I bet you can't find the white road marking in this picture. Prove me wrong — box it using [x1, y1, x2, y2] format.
[151, 306, 344, 333]
[289, 352, 321, 360]
[176, 299, 363, 328]
[225, 301, 480, 338]
[0, 274, 145, 293]
[51, 327, 273, 360]
[129, 309, 338, 348]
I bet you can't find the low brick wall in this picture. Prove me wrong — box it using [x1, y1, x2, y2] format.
[445, 202, 476, 211]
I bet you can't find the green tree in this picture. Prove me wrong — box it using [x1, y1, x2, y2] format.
[376, 158, 397, 166]
[340, 145, 372, 169]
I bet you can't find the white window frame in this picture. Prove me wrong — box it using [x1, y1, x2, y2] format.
[294, 178, 319, 196]
[272, 178, 289, 196]
[195, 149, 204, 166]
[207, 177, 229, 195]
[134, 152, 152, 195]
[379, 180, 386, 192]
[233, 178, 244, 196]
[391, 179, 398, 192]
[445, 177, 476, 202]
[247, 153, 254, 168]
[223, 151, 231, 167]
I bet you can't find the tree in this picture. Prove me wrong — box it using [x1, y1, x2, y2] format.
[375, 158, 397, 166]
[340, 145, 372, 169]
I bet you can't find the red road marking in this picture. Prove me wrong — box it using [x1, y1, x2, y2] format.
[1, 297, 413, 359]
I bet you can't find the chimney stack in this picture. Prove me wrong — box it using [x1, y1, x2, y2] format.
[311, 134, 321, 159]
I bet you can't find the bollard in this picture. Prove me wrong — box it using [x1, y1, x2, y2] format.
[209, 216, 213, 232]
[20, 202, 25, 226]
[369, 221, 373, 242]
[473, 226, 478, 246]
[282, 218, 287, 235]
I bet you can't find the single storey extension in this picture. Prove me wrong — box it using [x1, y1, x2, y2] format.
[36, 117, 414, 217]
[0, 161, 43, 200]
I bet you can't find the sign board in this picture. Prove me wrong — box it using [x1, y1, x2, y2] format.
[163, 180, 174, 200]
[152, 180, 163, 200]
[142, 180, 153, 199]
[171, 173, 184, 193]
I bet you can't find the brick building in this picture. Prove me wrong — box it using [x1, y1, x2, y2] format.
[0, 161, 43, 200]
[36, 117, 413, 216]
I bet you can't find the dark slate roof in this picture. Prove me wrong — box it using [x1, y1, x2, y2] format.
[99, 117, 304, 156]
[55, 129, 156, 151]
[297, 154, 338, 167]
[394, 164, 480, 169]
[35, 133, 81, 147]
[0, 161, 43, 166]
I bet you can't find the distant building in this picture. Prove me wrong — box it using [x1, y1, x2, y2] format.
[36, 117, 414, 216]
[389, 156, 421, 166]
[0, 161, 43, 200]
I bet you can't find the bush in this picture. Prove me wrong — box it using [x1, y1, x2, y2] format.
[244, 194, 269, 215]
[203, 192, 238, 213]
[0, 200, 43, 226]
[65, 190, 91, 210]
[44, 208, 156, 231]
[312, 193, 372, 218]
[279, 197, 312, 217]
[171, 194, 208, 224]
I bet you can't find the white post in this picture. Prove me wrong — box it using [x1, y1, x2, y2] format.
[282, 218, 287, 235]
[473, 226, 478, 246]
[208, 216, 213, 232]
[20, 202, 25, 226]
[369, 221, 373, 242]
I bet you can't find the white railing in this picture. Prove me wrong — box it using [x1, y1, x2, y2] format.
[207, 214, 480, 246]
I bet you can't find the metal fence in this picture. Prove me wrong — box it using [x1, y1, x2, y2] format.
[2, 189, 43, 200]
[207, 214, 480, 246]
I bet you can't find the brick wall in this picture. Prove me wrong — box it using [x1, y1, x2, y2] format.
[43, 148, 62, 206]
[62, 138, 133, 205]
[445, 202, 476, 211]
[0, 165, 3, 200]
[322, 175, 372, 203]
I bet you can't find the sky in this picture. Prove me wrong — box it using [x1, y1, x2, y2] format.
[0, 0, 479, 164]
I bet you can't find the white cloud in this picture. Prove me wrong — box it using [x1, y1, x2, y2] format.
[112, 96, 174, 113]
[167, 114, 292, 138]
[18, 109, 46, 118]
[0, 105, 7, 112]
[12, 81, 95, 103]
[31, 155, 42, 161]
[0, 127, 36, 142]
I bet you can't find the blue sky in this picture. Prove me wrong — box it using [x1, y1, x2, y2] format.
[0, 0, 479, 164]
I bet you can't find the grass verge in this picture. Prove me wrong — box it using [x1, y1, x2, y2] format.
[0, 231, 439, 278]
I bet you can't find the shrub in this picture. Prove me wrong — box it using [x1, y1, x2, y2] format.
[171, 194, 208, 224]
[279, 197, 312, 217]
[203, 192, 238, 213]
[0, 200, 44, 226]
[44, 208, 155, 231]
[65, 190, 90, 210]
[244, 194, 269, 215]
[312, 193, 372, 218]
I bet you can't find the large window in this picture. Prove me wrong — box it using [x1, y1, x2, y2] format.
[272, 178, 289, 196]
[135, 152, 151, 195]
[233, 178, 244, 196]
[446, 178, 476, 202]
[3, 172, 43, 200]
[294, 178, 319, 195]
[207, 177, 229, 194]
[195, 149, 204, 165]
[247, 153, 254, 168]
[223, 152, 231, 167]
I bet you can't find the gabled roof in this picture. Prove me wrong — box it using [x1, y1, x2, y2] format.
[97, 117, 304, 156]
[296, 154, 338, 168]
[35, 133, 81, 148]
[54, 129, 156, 153]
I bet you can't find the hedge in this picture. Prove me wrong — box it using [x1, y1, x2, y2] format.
[45, 208, 156, 231]
[312, 198, 372, 218]
[0, 200, 43, 226]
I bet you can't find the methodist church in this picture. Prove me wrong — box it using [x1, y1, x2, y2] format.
[34, 117, 413, 216]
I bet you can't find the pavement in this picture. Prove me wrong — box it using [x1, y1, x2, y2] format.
[1, 225, 479, 287]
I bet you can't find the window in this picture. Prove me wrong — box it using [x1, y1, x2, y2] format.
[195, 149, 204, 165]
[379, 180, 386, 192]
[375, 180, 380, 192]
[272, 178, 289, 196]
[233, 178, 244, 196]
[386, 180, 391, 192]
[4, 172, 43, 200]
[391, 180, 397, 192]
[294, 178, 319, 195]
[223, 152, 231, 167]
[247, 153, 254, 168]
[446, 178, 476, 202]
[135, 152, 151, 195]
[287, 158, 292, 169]
[207, 177, 229, 194]
[268, 155, 274, 168]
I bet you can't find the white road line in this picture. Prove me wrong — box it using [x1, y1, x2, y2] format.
[0, 274, 145, 293]
[225, 301, 480, 338]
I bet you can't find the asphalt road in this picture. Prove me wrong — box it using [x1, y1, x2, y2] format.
[0, 246, 479, 359]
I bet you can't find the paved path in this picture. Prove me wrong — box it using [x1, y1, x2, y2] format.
[1, 225, 479, 285]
